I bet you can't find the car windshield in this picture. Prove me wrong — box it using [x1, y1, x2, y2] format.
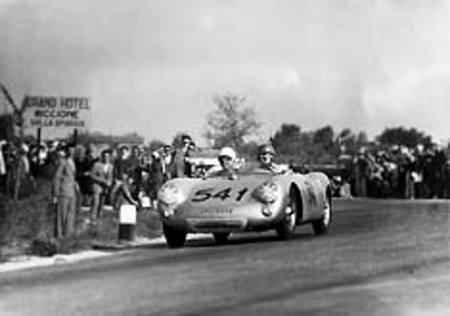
[202, 161, 291, 178]
[236, 162, 290, 175]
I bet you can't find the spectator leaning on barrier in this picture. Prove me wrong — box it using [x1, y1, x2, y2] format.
[89, 149, 114, 225]
[112, 166, 139, 212]
[52, 144, 79, 238]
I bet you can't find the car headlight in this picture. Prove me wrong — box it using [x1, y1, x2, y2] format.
[253, 181, 281, 204]
[157, 183, 184, 215]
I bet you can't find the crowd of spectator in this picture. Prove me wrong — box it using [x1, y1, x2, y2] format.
[1, 135, 450, 236]
[347, 144, 450, 199]
[0, 135, 196, 237]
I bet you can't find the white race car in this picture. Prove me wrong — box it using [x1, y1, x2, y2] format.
[157, 168, 332, 248]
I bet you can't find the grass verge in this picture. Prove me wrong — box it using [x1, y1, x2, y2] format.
[0, 179, 162, 261]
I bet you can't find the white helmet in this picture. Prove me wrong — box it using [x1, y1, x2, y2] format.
[218, 147, 236, 161]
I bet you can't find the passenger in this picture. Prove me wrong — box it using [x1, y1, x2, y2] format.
[256, 143, 283, 173]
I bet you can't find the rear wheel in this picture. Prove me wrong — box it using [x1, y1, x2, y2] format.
[276, 188, 298, 240]
[163, 223, 187, 248]
[312, 193, 332, 235]
[213, 232, 230, 244]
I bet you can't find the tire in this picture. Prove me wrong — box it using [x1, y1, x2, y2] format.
[312, 193, 332, 235]
[163, 223, 187, 248]
[213, 232, 230, 244]
[276, 188, 298, 240]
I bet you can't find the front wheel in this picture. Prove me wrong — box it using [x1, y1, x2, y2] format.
[213, 232, 230, 244]
[163, 223, 187, 248]
[312, 194, 332, 235]
[276, 189, 298, 239]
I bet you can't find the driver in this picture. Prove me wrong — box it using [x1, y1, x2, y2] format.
[257, 143, 283, 173]
[208, 147, 238, 179]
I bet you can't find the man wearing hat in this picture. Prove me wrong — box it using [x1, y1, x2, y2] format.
[256, 143, 283, 173]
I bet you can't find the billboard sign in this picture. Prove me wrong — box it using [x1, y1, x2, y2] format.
[23, 96, 91, 139]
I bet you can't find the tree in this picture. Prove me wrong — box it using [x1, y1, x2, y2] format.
[308, 125, 338, 163]
[271, 124, 341, 164]
[335, 128, 368, 155]
[313, 125, 334, 150]
[239, 140, 259, 159]
[337, 128, 355, 154]
[272, 124, 302, 155]
[204, 93, 261, 149]
[376, 127, 432, 148]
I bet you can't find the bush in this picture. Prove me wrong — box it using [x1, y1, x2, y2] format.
[29, 234, 58, 257]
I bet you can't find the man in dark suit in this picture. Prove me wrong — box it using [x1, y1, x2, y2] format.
[89, 149, 114, 224]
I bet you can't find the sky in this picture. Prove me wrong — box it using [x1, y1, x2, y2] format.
[0, 0, 449, 144]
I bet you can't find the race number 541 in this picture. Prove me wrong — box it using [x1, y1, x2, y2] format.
[192, 187, 248, 202]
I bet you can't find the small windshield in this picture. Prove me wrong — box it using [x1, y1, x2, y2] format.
[203, 161, 292, 178]
[235, 162, 291, 175]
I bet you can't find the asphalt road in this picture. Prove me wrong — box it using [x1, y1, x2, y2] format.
[0, 199, 449, 315]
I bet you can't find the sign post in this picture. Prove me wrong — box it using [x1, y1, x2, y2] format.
[73, 128, 78, 146]
[36, 127, 41, 175]
[118, 204, 137, 242]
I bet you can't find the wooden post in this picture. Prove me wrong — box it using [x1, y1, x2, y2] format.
[36, 128, 41, 145]
[36, 127, 41, 175]
[73, 128, 78, 145]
